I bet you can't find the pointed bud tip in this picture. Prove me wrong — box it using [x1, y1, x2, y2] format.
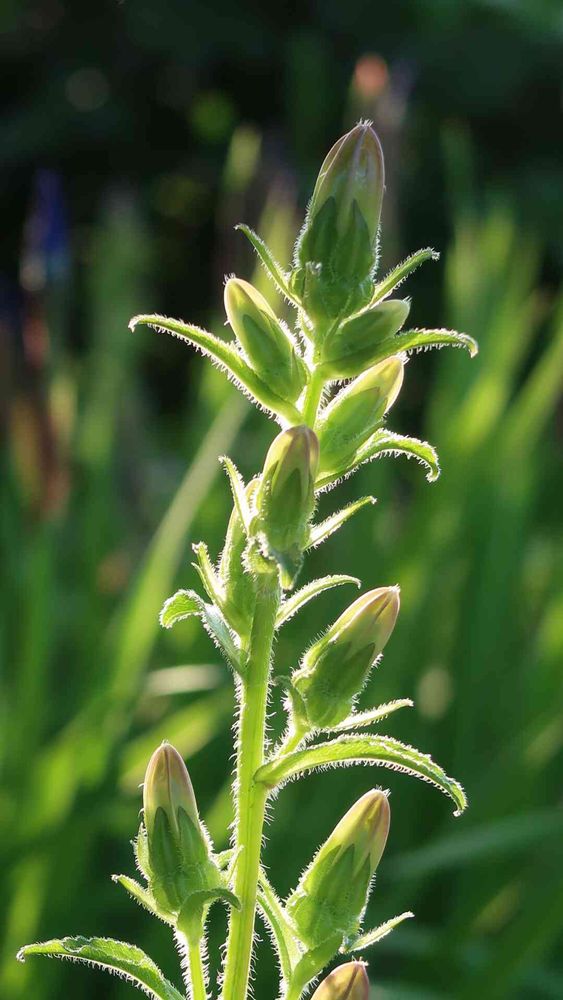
[143, 742, 198, 837]
[311, 961, 369, 1000]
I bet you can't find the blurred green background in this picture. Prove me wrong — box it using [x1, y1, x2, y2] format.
[2, 1, 563, 997]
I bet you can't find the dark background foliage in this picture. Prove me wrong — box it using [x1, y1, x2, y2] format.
[1, 1, 562, 998]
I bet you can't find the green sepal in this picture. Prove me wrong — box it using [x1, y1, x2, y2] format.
[375, 326, 478, 362]
[177, 886, 241, 943]
[220, 456, 252, 534]
[257, 868, 302, 985]
[331, 699, 414, 732]
[134, 825, 151, 881]
[159, 588, 243, 677]
[342, 910, 414, 953]
[235, 223, 302, 308]
[129, 313, 300, 424]
[371, 247, 439, 303]
[316, 430, 440, 491]
[273, 675, 309, 732]
[218, 505, 256, 643]
[276, 575, 360, 628]
[307, 497, 376, 548]
[192, 542, 225, 609]
[286, 934, 345, 998]
[112, 875, 169, 923]
[17, 937, 184, 1000]
[317, 299, 410, 378]
[255, 733, 468, 815]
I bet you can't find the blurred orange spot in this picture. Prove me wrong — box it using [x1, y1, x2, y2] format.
[354, 55, 389, 100]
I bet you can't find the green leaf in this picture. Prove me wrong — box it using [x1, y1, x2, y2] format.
[159, 589, 243, 676]
[316, 432, 440, 489]
[307, 496, 377, 546]
[276, 575, 360, 628]
[236, 224, 301, 308]
[17, 937, 184, 1000]
[343, 910, 414, 952]
[220, 456, 252, 533]
[331, 699, 414, 732]
[112, 875, 168, 923]
[257, 868, 302, 984]
[255, 734, 467, 815]
[371, 248, 439, 303]
[192, 542, 225, 608]
[129, 313, 300, 423]
[390, 327, 478, 360]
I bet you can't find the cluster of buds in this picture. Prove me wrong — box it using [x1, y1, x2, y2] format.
[140, 743, 222, 923]
[292, 587, 400, 728]
[287, 790, 390, 950]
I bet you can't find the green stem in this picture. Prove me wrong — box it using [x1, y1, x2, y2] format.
[222, 568, 280, 1000]
[301, 369, 324, 427]
[187, 939, 208, 1000]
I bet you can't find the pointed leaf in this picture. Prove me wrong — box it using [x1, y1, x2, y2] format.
[331, 699, 414, 732]
[343, 911, 414, 952]
[257, 869, 302, 984]
[390, 327, 478, 360]
[255, 734, 467, 815]
[307, 496, 377, 547]
[112, 875, 169, 923]
[317, 432, 440, 490]
[129, 313, 300, 423]
[276, 575, 360, 628]
[236, 224, 301, 307]
[160, 589, 243, 676]
[17, 937, 184, 1000]
[192, 542, 225, 608]
[371, 248, 439, 303]
[220, 456, 252, 533]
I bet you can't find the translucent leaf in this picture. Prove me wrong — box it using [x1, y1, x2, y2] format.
[112, 875, 168, 923]
[307, 496, 377, 546]
[236, 224, 301, 307]
[159, 589, 243, 676]
[371, 248, 439, 303]
[257, 869, 301, 984]
[331, 699, 414, 732]
[220, 456, 252, 533]
[389, 327, 478, 359]
[276, 575, 360, 628]
[316, 432, 440, 490]
[17, 937, 184, 1000]
[343, 911, 414, 952]
[129, 313, 300, 423]
[192, 541, 225, 608]
[255, 734, 467, 815]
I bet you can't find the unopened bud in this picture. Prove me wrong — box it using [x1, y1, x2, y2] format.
[142, 743, 220, 917]
[287, 790, 390, 948]
[317, 357, 404, 478]
[319, 299, 410, 378]
[311, 963, 369, 1000]
[255, 426, 319, 587]
[225, 278, 306, 402]
[293, 587, 400, 728]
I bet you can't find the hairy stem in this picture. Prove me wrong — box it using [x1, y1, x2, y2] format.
[187, 939, 208, 1000]
[301, 368, 324, 426]
[222, 567, 280, 1000]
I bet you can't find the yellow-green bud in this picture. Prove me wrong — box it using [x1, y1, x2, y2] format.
[311, 963, 369, 1000]
[317, 357, 404, 478]
[142, 743, 220, 917]
[224, 278, 307, 402]
[293, 587, 400, 728]
[255, 426, 319, 587]
[319, 299, 410, 378]
[287, 790, 390, 948]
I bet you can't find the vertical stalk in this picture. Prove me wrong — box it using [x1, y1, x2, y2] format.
[301, 368, 324, 427]
[222, 567, 280, 1000]
[186, 940, 208, 1000]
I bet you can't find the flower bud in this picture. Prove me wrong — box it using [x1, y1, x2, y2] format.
[142, 743, 220, 917]
[319, 299, 410, 378]
[311, 963, 369, 1000]
[255, 426, 319, 587]
[293, 587, 400, 728]
[298, 124, 384, 276]
[287, 790, 390, 948]
[225, 278, 306, 402]
[317, 357, 404, 478]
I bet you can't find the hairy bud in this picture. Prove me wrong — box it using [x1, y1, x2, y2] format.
[293, 587, 400, 728]
[254, 426, 319, 587]
[317, 357, 404, 478]
[319, 299, 410, 378]
[142, 744, 220, 917]
[225, 278, 307, 402]
[287, 790, 390, 948]
[311, 963, 369, 1000]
